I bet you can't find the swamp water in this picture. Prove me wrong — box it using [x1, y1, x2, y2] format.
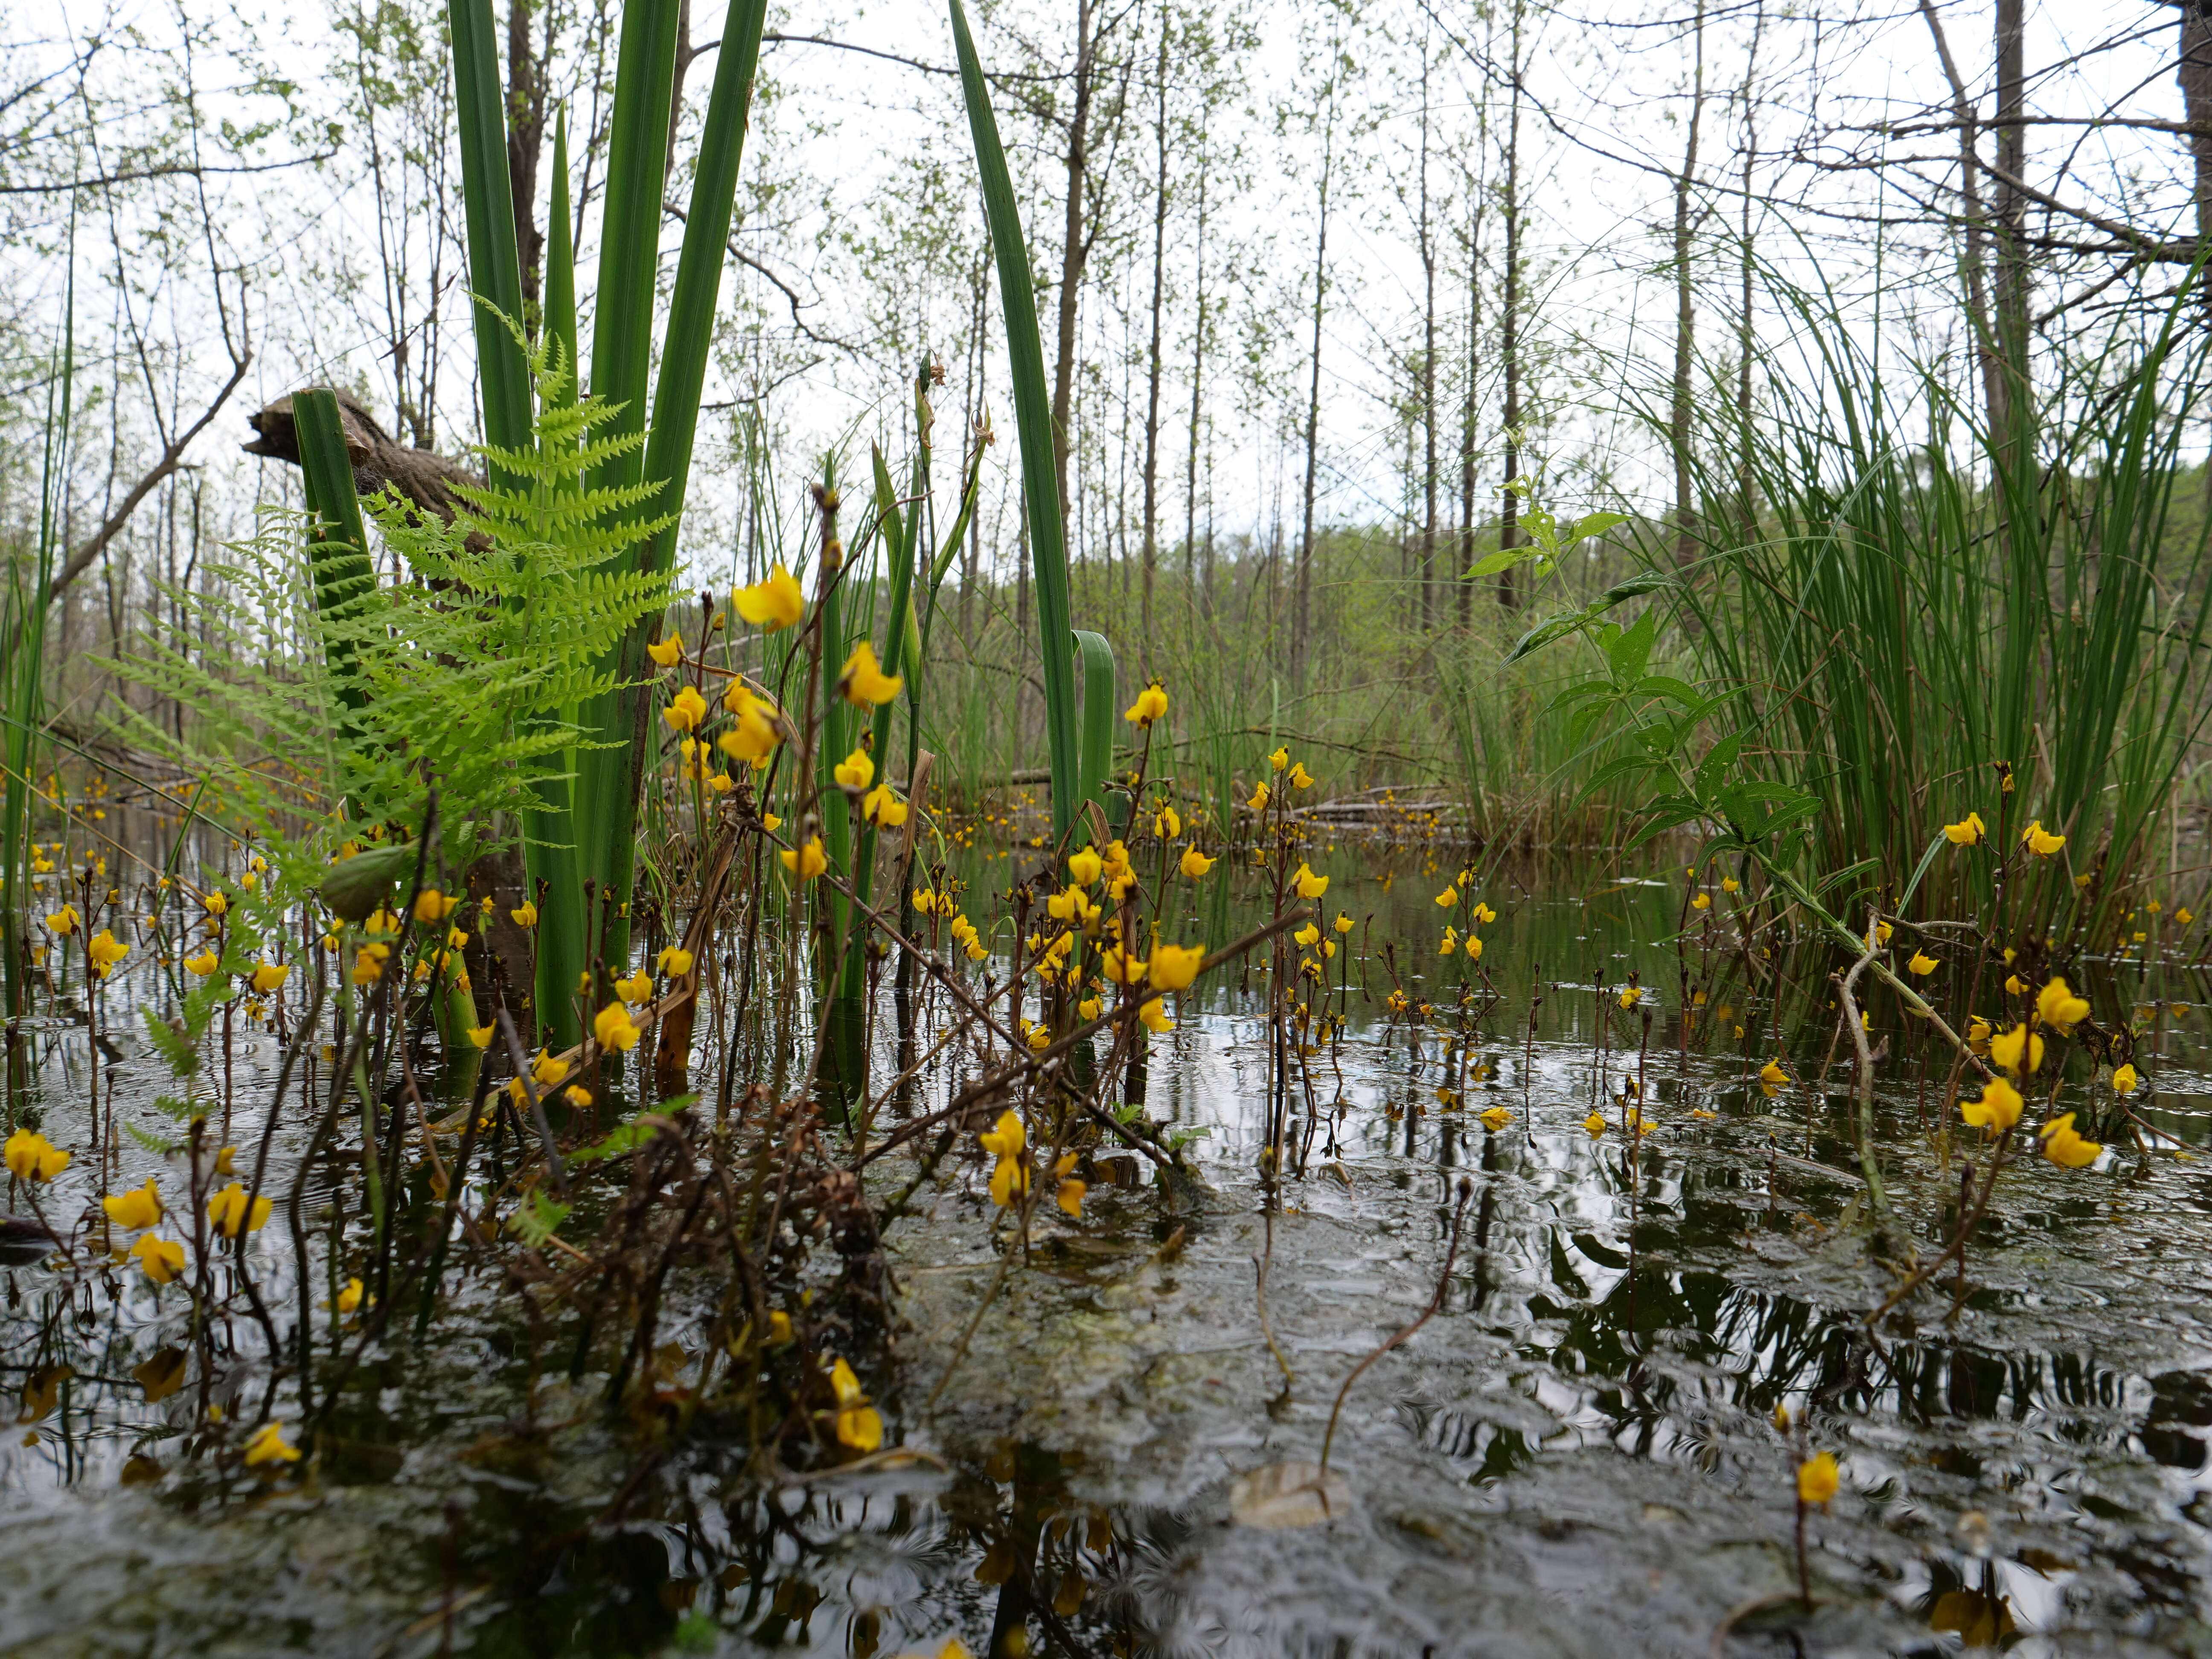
[3, 856, 2210, 1658]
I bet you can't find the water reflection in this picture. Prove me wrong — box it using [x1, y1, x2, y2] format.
[4, 852, 2211, 1654]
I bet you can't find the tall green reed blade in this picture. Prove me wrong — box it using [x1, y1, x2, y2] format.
[292, 391, 377, 717]
[528, 114, 588, 1037]
[949, 0, 1080, 847]
[545, 110, 579, 435]
[821, 441, 925, 1107]
[447, 0, 768, 1037]
[445, 0, 532, 474]
[2, 225, 71, 1020]
[1073, 629, 1118, 832]
[569, 0, 770, 993]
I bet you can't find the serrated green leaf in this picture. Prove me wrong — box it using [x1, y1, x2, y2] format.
[509, 1192, 571, 1247]
[123, 1122, 177, 1154]
[141, 1008, 198, 1077]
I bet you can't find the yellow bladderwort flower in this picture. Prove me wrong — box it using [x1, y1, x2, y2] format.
[1618, 986, 1642, 1010]
[249, 960, 291, 995]
[1471, 901, 1497, 925]
[131, 1234, 185, 1284]
[2021, 820, 2066, 856]
[1943, 811, 1987, 846]
[508, 1050, 569, 1106]
[833, 746, 874, 791]
[594, 1001, 642, 1053]
[102, 1181, 163, 1231]
[1067, 848, 1103, 888]
[2035, 975, 2090, 1034]
[1464, 934, 1483, 962]
[510, 899, 539, 929]
[1797, 1452, 1839, 1507]
[1759, 1059, 1790, 1086]
[614, 968, 654, 1003]
[862, 783, 909, 828]
[1721, 876, 1740, 893]
[837, 641, 904, 707]
[1153, 804, 1181, 840]
[1988, 1022, 2044, 1075]
[647, 630, 684, 669]
[1479, 1106, 1512, 1132]
[2039, 1112, 2103, 1168]
[185, 949, 221, 977]
[336, 1277, 365, 1314]
[351, 946, 387, 985]
[1137, 997, 1174, 1034]
[1246, 781, 1270, 813]
[1438, 926, 1458, 957]
[1078, 993, 1103, 1022]
[780, 836, 828, 882]
[207, 1182, 273, 1238]
[1293, 864, 1329, 899]
[981, 1111, 1028, 1206]
[414, 888, 457, 924]
[658, 946, 695, 978]
[662, 684, 709, 734]
[86, 929, 128, 978]
[718, 681, 783, 762]
[2003, 973, 2027, 997]
[1286, 761, 1315, 790]
[1055, 1151, 1086, 1217]
[244, 1422, 301, 1467]
[1269, 746, 1289, 773]
[1124, 681, 1169, 726]
[2112, 1062, 2139, 1095]
[829, 1357, 884, 1451]
[1584, 1112, 1607, 1138]
[1099, 946, 1147, 985]
[466, 1024, 495, 1049]
[46, 903, 80, 936]
[1691, 893, 1711, 911]
[1968, 1016, 1994, 1049]
[1907, 950, 1939, 976]
[1960, 1075, 2023, 1133]
[1148, 943, 1205, 991]
[1335, 911, 1355, 933]
[1435, 884, 1458, 908]
[201, 890, 229, 918]
[734, 564, 805, 631]
[1179, 845, 1216, 879]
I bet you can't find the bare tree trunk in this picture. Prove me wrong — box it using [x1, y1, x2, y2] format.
[1417, 44, 1438, 634]
[1296, 90, 1336, 683]
[1738, 1, 1764, 539]
[1919, 0, 2003, 431]
[1186, 146, 1209, 624]
[960, 257, 985, 641]
[1670, 2, 1706, 569]
[1050, 0, 1098, 536]
[1497, 0, 1525, 610]
[2182, 2, 2212, 255]
[1991, 0, 2029, 450]
[507, 0, 546, 317]
[1459, 9, 1492, 633]
[1140, 14, 1170, 665]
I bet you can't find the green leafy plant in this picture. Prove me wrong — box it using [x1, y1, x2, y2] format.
[108, 347, 672, 959]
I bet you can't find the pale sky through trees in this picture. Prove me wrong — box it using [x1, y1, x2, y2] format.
[4, 0, 2202, 602]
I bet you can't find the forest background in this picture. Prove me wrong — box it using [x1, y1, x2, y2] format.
[5, 0, 2210, 872]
